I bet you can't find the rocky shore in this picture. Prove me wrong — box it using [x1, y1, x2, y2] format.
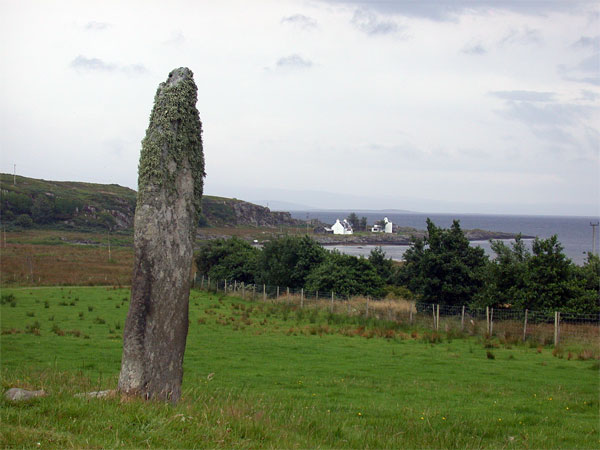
[313, 229, 532, 246]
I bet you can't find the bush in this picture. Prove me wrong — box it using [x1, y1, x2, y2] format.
[256, 236, 327, 288]
[15, 214, 33, 228]
[305, 252, 385, 299]
[195, 237, 259, 284]
[1, 294, 16, 305]
[31, 196, 54, 224]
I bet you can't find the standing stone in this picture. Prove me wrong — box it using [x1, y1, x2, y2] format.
[118, 68, 205, 403]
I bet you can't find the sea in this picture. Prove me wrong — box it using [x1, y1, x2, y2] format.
[290, 211, 600, 265]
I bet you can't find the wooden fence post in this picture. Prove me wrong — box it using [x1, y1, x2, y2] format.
[330, 292, 334, 313]
[366, 298, 369, 317]
[242, 283, 245, 299]
[523, 309, 528, 342]
[486, 306, 490, 335]
[301, 288, 304, 309]
[207, 276, 210, 290]
[461, 305, 465, 331]
[490, 308, 494, 335]
[554, 311, 560, 346]
[201, 275, 204, 289]
[276, 286, 279, 300]
[316, 291, 319, 302]
[436, 304, 440, 331]
[263, 284, 266, 301]
[432, 304, 436, 329]
[287, 287, 290, 300]
[409, 308, 413, 324]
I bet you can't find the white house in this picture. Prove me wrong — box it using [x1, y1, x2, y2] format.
[371, 217, 393, 234]
[331, 219, 353, 235]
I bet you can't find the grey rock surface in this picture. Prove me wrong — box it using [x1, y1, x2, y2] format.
[4, 388, 46, 401]
[118, 67, 205, 403]
[74, 389, 116, 398]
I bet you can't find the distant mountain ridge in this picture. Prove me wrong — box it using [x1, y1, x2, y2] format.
[0, 174, 300, 230]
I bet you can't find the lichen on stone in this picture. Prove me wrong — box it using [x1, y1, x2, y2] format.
[137, 67, 205, 216]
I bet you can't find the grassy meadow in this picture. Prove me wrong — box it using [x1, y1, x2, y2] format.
[1, 286, 598, 449]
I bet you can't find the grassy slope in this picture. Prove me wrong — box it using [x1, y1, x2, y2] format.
[1, 287, 598, 449]
[0, 173, 292, 230]
[0, 174, 136, 200]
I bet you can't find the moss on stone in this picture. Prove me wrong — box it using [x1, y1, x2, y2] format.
[137, 68, 205, 216]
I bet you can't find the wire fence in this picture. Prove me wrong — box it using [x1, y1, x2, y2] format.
[194, 275, 600, 346]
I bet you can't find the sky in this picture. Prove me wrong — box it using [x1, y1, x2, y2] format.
[0, 0, 599, 216]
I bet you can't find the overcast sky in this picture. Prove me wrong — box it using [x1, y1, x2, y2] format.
[1, 0, 598, 215]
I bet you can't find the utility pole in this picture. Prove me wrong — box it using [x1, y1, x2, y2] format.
[590, 221, 598, 256]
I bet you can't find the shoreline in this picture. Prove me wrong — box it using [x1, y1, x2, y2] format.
[313, 230, 533, 246]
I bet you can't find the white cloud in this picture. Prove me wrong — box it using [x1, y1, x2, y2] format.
[70, 55, 148, 74]
[84, 21, 110, 31]
[70, 55, 116, 71]
[281, 14, 317, 30]
[275, 54, 313, 69]
[351, 9, 405, 36]
[462, 43, 486, 55]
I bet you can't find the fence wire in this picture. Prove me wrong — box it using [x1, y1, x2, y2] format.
[194, 276, 599, 345]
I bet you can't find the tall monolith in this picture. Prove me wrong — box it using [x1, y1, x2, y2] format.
[118, 67, 205, 403]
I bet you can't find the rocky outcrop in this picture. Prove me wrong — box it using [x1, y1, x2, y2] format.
[230, 201, 298, 227]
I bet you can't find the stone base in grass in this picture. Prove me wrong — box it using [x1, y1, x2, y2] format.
[4, 388, 47, 402]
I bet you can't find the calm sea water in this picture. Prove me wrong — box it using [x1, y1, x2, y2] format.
[290, 211, 600, 265]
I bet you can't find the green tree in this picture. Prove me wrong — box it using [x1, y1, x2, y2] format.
[1, 191, 33, 215]
[15, 213, 33, 228]
[31, 196, 54, 224]
[368, 246, 394, 283]
[475, 235, 530, 308]
[360, 216, 368, 231]
[97, 211, 116, 230]
[195, 237, 259, 284]
[346, 213, 359, 230]
[481, 235, 599, 314]
[523, 235, 594, 313]
[570, 253, 600, 314]
[54, 197, 83, 218]
[305, 252, 385, 298]
[256, 235, 327, 288]
[399, 219, 487, 306]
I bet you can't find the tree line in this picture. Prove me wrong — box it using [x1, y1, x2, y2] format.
[195, 219, 599, 315]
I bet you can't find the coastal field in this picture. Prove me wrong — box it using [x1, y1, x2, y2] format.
[0, 227, 320, 287]
[2, 286, 598, 449]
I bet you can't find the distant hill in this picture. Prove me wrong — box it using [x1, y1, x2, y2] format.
[0, 174, 300, 230]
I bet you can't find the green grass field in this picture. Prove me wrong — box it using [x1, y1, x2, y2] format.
[1, 287, 598, 449]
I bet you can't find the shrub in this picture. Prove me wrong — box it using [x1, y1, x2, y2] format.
[25, 321, 41, 335]
[15, 214, 33, 228]
[1, 294, 16, 305]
